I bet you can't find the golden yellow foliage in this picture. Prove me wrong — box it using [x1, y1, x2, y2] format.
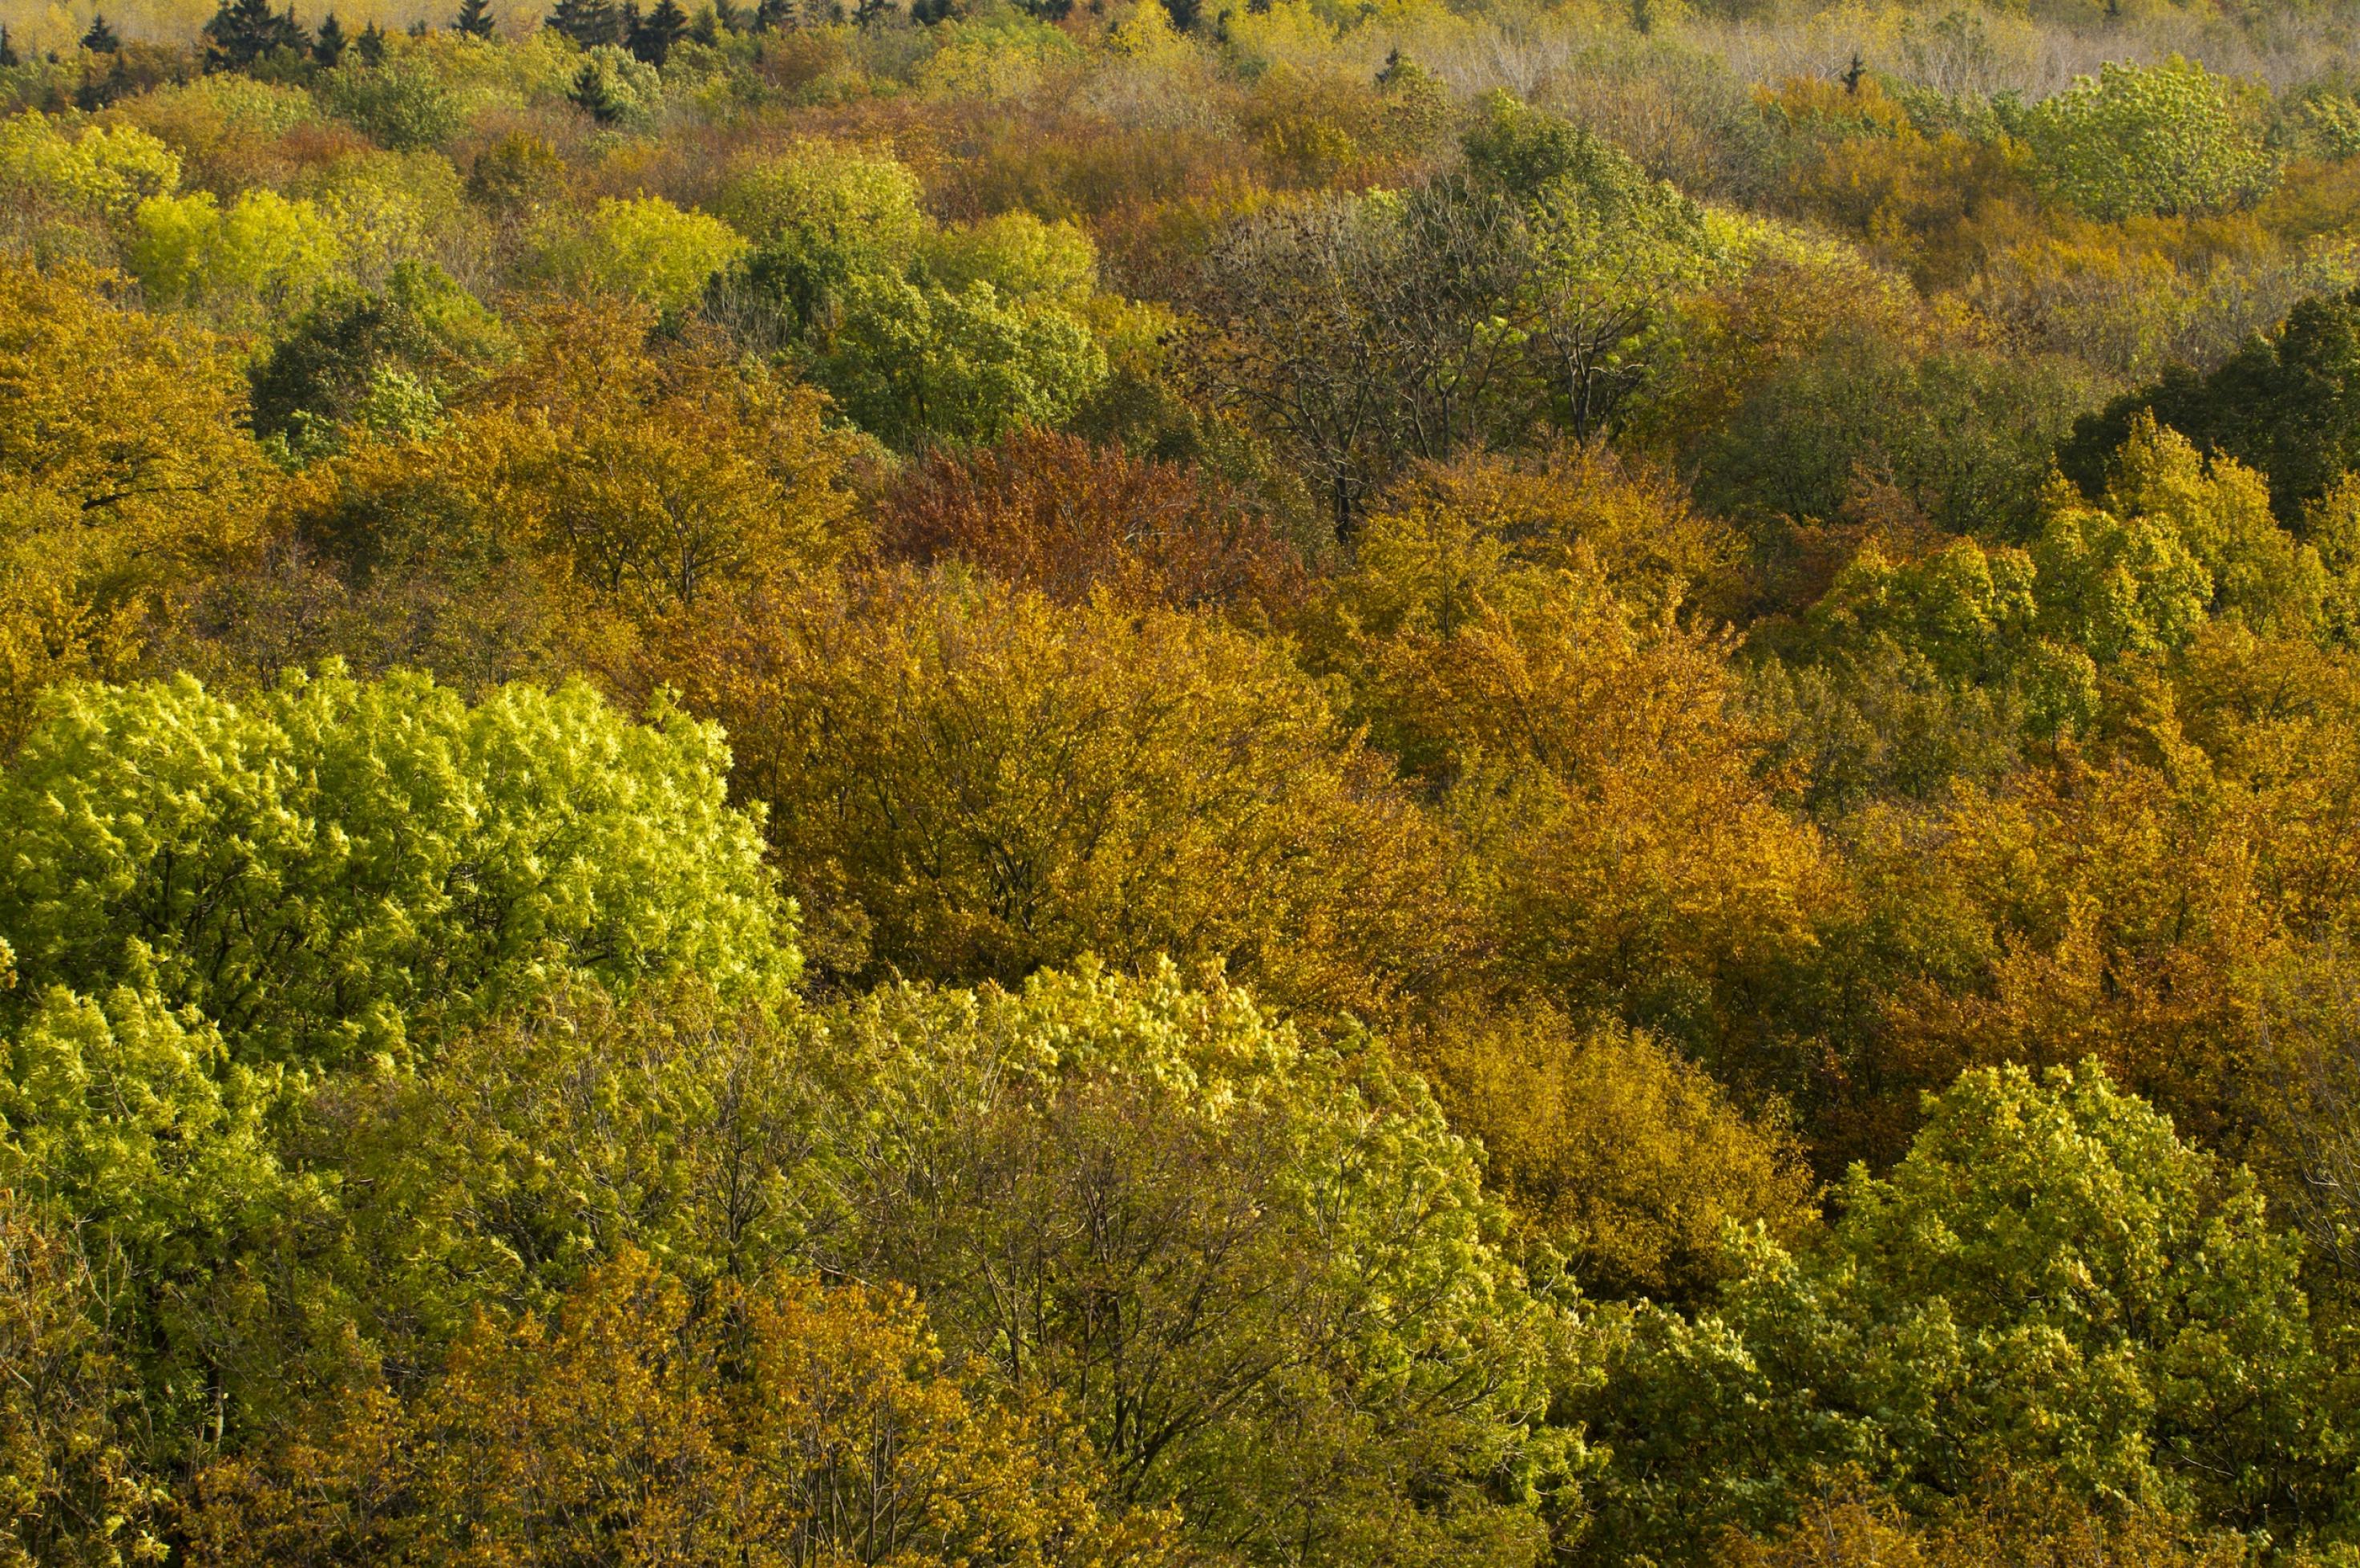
[188, 1248, 1173, 1568]
[194, 302, 863, 697]
[1420, 1007, 1816, 1304]
[0, 261, 264, 753]
[663, 565, 1465, 1023]
[1319, 496, 1833, 1074]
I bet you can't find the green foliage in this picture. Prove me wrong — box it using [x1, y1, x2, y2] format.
[817, 961, 1585, 1568]
[2015, 56, 2279, 222]
[1, 984, 285, 1271]
[0, 111, 180, 222]
[0, 669, 796, 1069]
[1583, 1061, 2342, 1562]
[540, 194, 750, 314]
[2063, 287, 2360, 525]
[718, 138, 928, 326]
[126, 188, 343, 314]
[317, 46, 467, 150]
[562, 42, 661, 124]
[816, 269, 1106, 447]
[1699, 331, 2099, 539]
[248, 260, 507, 455]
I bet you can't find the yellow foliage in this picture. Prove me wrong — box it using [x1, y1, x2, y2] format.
[0, 261, 264, 753]
[188, 1249, 1174, 1568]
[662, 565, 1466, 1023]
[200, 303, 862, 694]
[1421, 1007, 1816, 1304]
[1320, 495, 1832, 1069]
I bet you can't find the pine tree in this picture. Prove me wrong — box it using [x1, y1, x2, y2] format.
[407, 15, 430, 34]
[627, 0, 683, 63]
[0, 25, 18, 65]
[454, 0, 495, 35]
[79, 12, 120, 51]
[547, 0, 596, 41]
[203, 0, 281, 69]
[313, 10, 345, 62]
[713, 0, 742, 31]
[851, 0, 891, 27]
[75, 48, 130, 107]
[355, 16, 386, 60]
[750, 0, 790, 30]
[273, 4, 313, 53]
[688, 3, 716, 43]
[568, 55, 625, 120]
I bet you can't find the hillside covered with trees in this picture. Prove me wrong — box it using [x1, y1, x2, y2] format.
[14, 0, 2360, 1562]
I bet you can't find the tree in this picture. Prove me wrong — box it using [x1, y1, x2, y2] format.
[200, 0, 307, 68]
[1698, 329, 2098, 542]
[210, 304, 859, 689]
[548, 0, 620, 42]
[875, 427, 1307, 618]
[126, 188, 343, 318]
[353, 16, 384, 60]
[816, 270, 1108, 448]
[565, 46, 653, 123]
[0, 669, 798, 1069]
[717, 139, 929, 333]
[318, 46, 464, 148]
[1193, 97, 1717, 539]
[1419, 1008, 1816, 1306]
[2061, 288, 2360, 525]
[289, 978, 834, 1357]
[539, 195, 748, 314]
[309, 10, 343, 63]
[1312, 491, 1831, 1085]
[662, 566, 1465, 1021]
[1191, 190, 1521, 540]
[0, 26, 17, 67]
[2014, 56, 2277, 222]
[452, 0, 495, 34]
[1462, 91, 1718, 443]
[814, 964, 1581, 1568]
[1582, 1062, 2341, 1562]
[0, 1191, 165, 1568]
[0, 982, 306, 1472]
[0, 261, 265, 755]
[188, 1250, 1176, 1568]
[628, 0, 686, 62]
[247, 261, 507, 457]
[200, 0, 275, 68]
[78, 13, 119, 51]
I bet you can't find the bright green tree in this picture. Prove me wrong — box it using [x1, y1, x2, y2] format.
[2015, 56, 2277, 221]
[815, 271, 1106, 447]
[0, 669, 796, 1070]
[126, 189, 344, 317]
[816, 962, 1585, 1568]
[540, 196, 750, 315]
[1582, 1061, 2341, 1562]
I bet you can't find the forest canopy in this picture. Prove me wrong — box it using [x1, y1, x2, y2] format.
[15, 0, 2360, 1564]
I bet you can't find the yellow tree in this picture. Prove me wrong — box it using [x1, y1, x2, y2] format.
[187, 1249, 1172, 1568]
[0, 261, 265, 751]
[1315, 491, 1834, 1085]
[663, 565, 1465, 1024]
